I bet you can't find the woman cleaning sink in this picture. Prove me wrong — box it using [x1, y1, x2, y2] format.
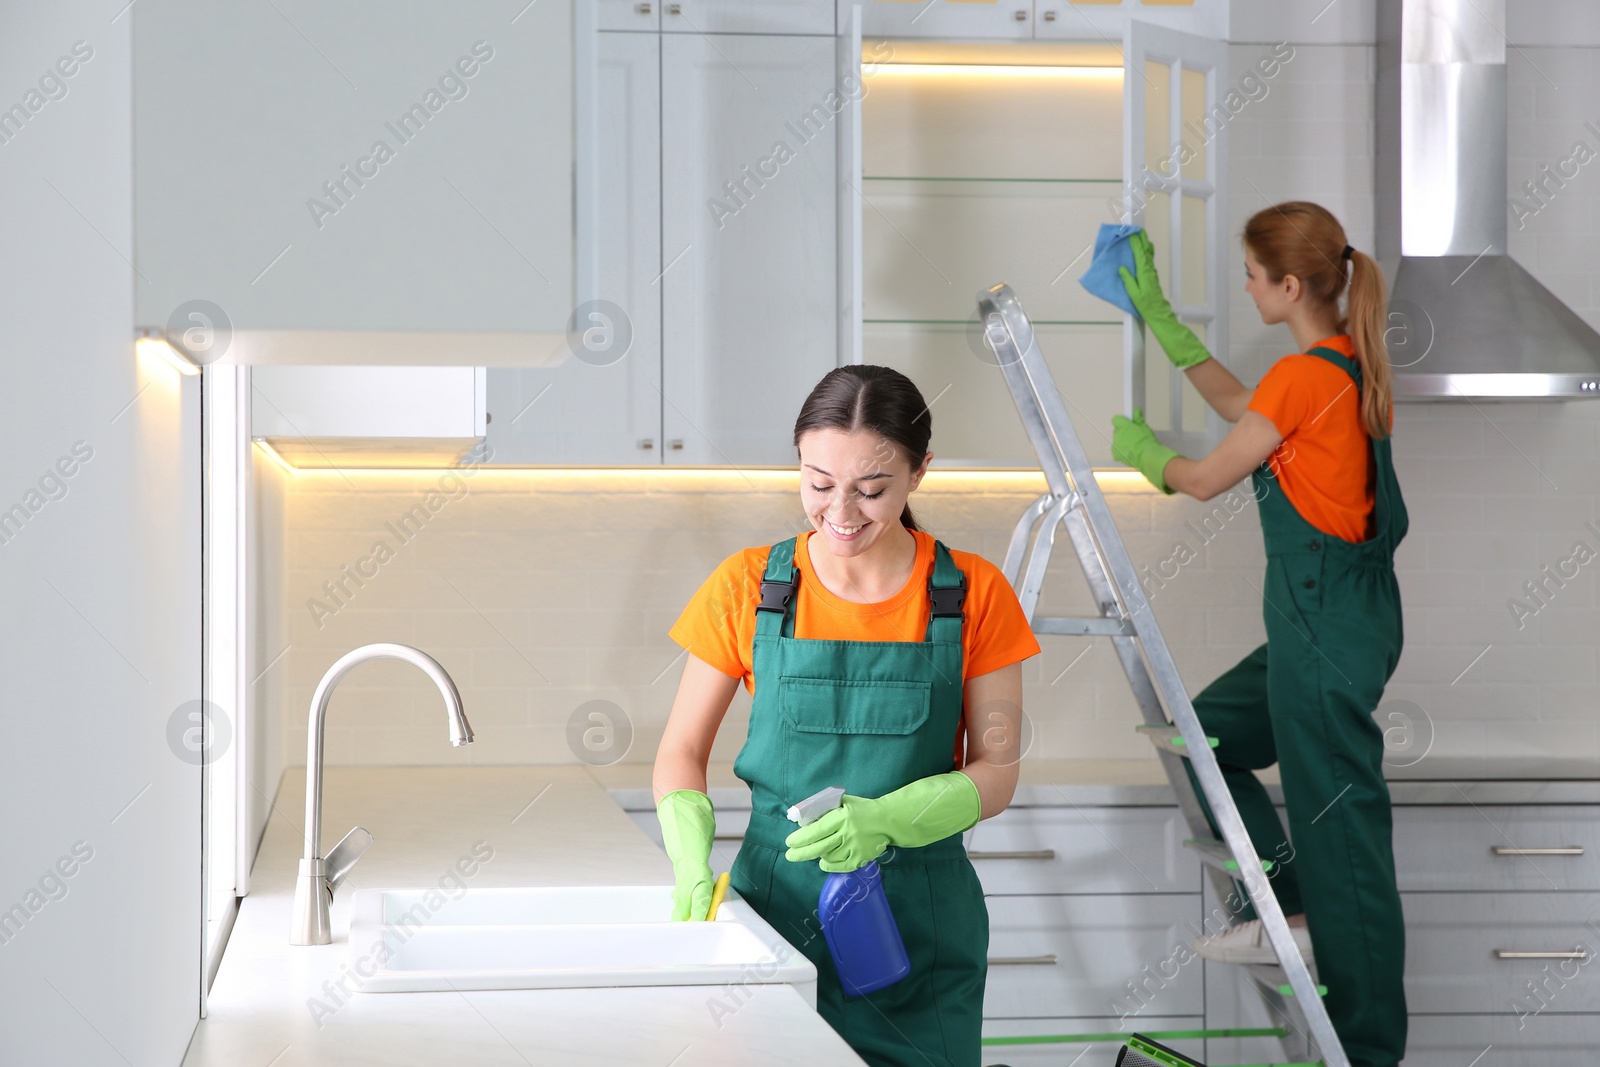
[653, 365, 1042, 1067]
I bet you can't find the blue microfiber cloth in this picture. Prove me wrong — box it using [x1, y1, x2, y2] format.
[1078, 223, 1143, 317]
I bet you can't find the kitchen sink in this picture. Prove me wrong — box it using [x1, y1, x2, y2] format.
[347, 885, 817, 1006]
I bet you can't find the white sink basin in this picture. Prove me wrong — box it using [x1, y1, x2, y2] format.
[347, 885, 817, 1006]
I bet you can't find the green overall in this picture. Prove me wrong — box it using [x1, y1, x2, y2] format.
[1187, 345, 1409, 1066]
[729, 535, 989, 1067]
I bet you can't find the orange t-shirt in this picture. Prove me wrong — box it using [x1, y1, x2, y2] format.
[1246, 334, 1389, 543]
[668, 529, 1042, 768]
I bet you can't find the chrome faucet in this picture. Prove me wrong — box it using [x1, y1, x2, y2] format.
[290, 643, 473, 945]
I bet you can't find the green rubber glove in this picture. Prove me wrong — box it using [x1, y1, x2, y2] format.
[783, 772, 982, 874]
[656, 789, 716, 921]
[1112, 408, 1179, 495]
[1118, 230, 1212, 369]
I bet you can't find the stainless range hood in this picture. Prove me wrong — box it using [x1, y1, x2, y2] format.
[1377, 0, 1600, 399]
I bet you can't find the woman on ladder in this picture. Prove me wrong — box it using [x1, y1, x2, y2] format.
[1109, 201, 1408, 1067]
[652, 365, 1042, 1067]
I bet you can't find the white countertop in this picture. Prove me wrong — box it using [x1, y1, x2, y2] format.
[182, 766, 865, 1067]
[188, 759, 1600, 1065]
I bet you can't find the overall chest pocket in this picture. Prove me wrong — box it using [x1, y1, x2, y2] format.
[778, 677, 934, 804]
[780, 677, 932, 735]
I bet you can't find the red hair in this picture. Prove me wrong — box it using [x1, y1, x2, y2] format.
[1243, 201, 1392, 439]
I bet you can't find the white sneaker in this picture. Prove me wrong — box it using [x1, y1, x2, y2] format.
[1191, 919, 1315, 966]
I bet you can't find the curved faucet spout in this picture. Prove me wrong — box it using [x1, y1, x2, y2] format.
[291, 643, 472, 945]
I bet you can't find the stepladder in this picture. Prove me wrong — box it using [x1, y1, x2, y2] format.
[976, 283, 1348, 1067]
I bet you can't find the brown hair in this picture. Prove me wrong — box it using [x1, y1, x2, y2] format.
[1243, 201, 1392, 440]
[793, 365, 931, 532]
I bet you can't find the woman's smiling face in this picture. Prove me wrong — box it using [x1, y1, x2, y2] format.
[797, 428, 930, 556]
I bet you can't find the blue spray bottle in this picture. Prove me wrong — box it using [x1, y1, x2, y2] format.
[788, 785, 911, 996]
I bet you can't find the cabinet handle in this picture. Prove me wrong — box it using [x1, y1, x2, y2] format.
[1495, 949, 1589, 960]
[989, 954, 1058, 966]
[669, 439, 684, 450]
[667, 2, 681, 12]
[713, 833, 743, 841]
[639, 438, 654, 450]
[968, 849, 1056, 861]
[1493, 846, 1584, 856]
[1043, 9, 1057, 21]
[636, 2, 651, 13]
[1014, 9, 1028, 20]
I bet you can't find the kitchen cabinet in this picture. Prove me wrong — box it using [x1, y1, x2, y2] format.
[599, 0, 658, 31]
[984, 893, 1204, 1018]
[250, 366, 486, 467]
[485, 30, 662, 464]
[1204, 800, 1600, 1067]
[857, 1, 1227, 46]
[857, 16, 1230, 465]
[490, 15, 850, 465]
[132, 0, 572, 352]
[662, 1, 836, 35]
[1032, 1, 1229, 41]
[966, 805, 1196, 895]
[602, 0, 832, 35]
[861, 0, 1036, 40]
[659, 31, 842, 466]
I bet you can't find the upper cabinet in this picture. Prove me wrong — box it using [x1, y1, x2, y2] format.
[251, 366, 486, 468]
[131, 1, 573, 353]
[853, 4, 1230, 466]
[861, 0, 1036, 39]
[130, 0, 1231, 469]
[600, 0, 834, 34]
[859, 1, 1227, 41]
[658, 30, 845, 465]
[487, 8, 852, 466]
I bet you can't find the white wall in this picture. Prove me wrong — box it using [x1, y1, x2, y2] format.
[0, 4, 201, 1064]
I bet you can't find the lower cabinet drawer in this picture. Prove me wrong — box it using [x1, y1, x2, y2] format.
[1406, 892, 1600, 1014]
[980, 1017, 1205, 1067]
[967, 806, 1197, 896]
[1403, 1012, 1600, 1066]
[984, 894, 1203, 1019]
[1394, 806, 1600, 891]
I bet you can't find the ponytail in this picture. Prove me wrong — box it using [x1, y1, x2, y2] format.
[1343, 249, 1393, 440]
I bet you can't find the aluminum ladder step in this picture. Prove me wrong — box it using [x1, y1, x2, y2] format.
[1246, 963, 1329, 999]
[1184, 838, 1274, 874]
[1137, 724, 1218, 753]
[1033, 614, 1136, 637]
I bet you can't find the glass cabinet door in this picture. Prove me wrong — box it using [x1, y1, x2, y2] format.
[1123, 18, 1230, 457]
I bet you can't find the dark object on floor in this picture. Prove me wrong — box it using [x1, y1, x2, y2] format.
[1116, 1033, 1208, 1067]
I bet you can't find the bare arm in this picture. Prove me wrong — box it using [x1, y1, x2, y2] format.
[1184, 358, 1254, 423]
[652, 652, 741, 804]
[1163, 410, 1285, 502]
[955, 661, 1024, 820]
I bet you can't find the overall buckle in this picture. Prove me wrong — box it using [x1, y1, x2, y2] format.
[757, 578, 795, 614]
[929, 578, 966, 618]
